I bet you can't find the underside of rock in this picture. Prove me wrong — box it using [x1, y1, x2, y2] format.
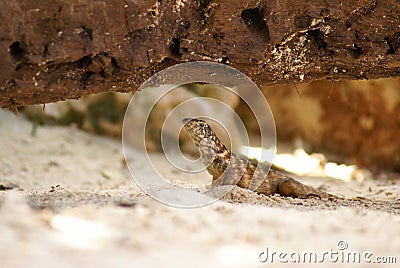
[1, 0, 400, 108]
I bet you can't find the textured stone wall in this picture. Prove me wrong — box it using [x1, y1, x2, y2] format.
[1, 0, 400, 108]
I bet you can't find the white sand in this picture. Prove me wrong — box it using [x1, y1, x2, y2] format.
[0, 110, 399, 267]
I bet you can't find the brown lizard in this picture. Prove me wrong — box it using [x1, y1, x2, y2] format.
[183, 117, 338, 199]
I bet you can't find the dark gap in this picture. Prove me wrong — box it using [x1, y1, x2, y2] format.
[384, 32, 400, 54]
[212, 32, 220, 39]
[79, 26, 93, 41]
[354, 31, 360, 40]
[240, 8, 270, 43]
[308, 29, 327, 50]
[7, 79, 16, 88]
[169, 37, 181, 57]
[349, 43, 363, 58]
[99, 69, 106, 78]
[15, 63, 24, 71]
[9, 41, 24, 58]
[76, 56, 92, 68]
[196, 0, 212, 9]
[43, 45, 48, 57]
[111, 57, 119, 70]
[80, 71, 95, 88]
[294, 15, 311, 29]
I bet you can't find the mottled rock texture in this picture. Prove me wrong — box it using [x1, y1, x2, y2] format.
[1, 0, 400, 108]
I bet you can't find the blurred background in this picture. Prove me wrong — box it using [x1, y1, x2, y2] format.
[22, 78, 400, 179]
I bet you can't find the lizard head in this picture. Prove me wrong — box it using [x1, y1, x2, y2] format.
[182, 117, 230, 174]
[182, 117, 215, 148]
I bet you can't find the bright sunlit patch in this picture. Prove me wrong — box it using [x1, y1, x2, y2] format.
[241, 146, 275, 163]
[324, 162, 355, 182]
[242, 146, 367, 182]
[242, 146, 321, 175]
[51, 215, 108, 250]
[274, 149, 321, 175]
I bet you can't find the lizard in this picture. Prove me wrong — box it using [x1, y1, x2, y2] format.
[182, 117, 338, 199]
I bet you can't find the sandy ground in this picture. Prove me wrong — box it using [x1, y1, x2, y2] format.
[0, 110, 399, 267]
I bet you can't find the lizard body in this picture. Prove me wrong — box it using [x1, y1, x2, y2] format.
[183, 117, 337, 199]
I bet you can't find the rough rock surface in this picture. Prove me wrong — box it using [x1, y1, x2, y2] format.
[1, 0, 400, 108]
